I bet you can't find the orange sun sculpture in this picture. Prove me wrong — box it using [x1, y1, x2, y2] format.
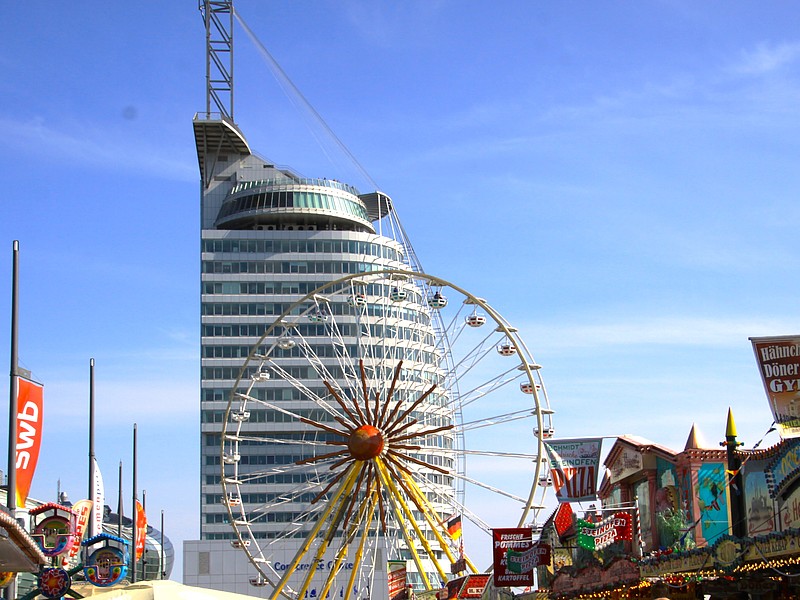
[293, 359, 454, 533]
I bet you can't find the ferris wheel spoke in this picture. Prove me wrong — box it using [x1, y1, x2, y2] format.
[427, 463, 547, 531]
[319, 488, 376, 600]
[373, 457, 436, 590]
[455, 408, 537, 432]
[251, 361, 341, 418]
[358, 359, 374, 424]
[383, 382, 439, 435]
[293, 463, 365, 600]
[417, 476, 491, 534]
[367, 462, 388, 533]
[445, 303, 471, 346]
[380, 462, 450, 585]
[267, 463, 361, 600]
[444, 334, 498, 382]
[238, 466, 336, 503]
[315, 297, 365, 401]
[431, 297, 465, 355]
[265, 506, 328, 545]
[385, 457, 480, 576]
[454, 370, 525, 411]
[343, 491, 379, 600]
[246, 486, 329, 519]
[225, 433, 330, 447]
[234, 396, 351, 440]
[392, 423, 456, 444]
[387, 448, 448, 475]
[307, 466, 351, 504]
[234, 469, 307, 485]
[453, 448, 538, 460]
[242, 481, 329, 517]
[462, 362, 522, 394]
[413, 405, 455, 429]
[383, 457, 460, 566]
[321, 380, 360, 428]
[339, 460, 371, 528]
[284, 322, 351, 402]
[319, 293, 360, 381]
[449, 471, 529, 504]
[295, 448, 350, 466]
[374, 360, 404, 426]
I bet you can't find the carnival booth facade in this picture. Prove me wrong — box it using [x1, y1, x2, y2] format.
[537, 413, 800, 599]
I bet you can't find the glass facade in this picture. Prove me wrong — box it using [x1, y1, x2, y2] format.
[198, 225, 455, 538]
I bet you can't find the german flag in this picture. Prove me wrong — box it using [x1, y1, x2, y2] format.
[447, 515, 462, 539]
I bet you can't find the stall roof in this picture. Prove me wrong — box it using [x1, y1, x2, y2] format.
[0, 507, 47, 572]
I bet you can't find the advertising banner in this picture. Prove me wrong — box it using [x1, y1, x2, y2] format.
[388, 561, 408, 600]
[458, 574, 490, 598]
[450, 558, 466, 574]
[507, 543, 551, 573]
[697, 463, 729, 546]
[64, 499, 93, 565]
[90, 459, 104, 538]
[743, 462, 774, 535]
[544, 438, 603, 502]
[135, 500, 147, 560]
[492, 528, 533, 588]
[442, 574, 491, 599]
[553, 502, 575, 538]
[576, 513, 632, 551]
[445, 577, 465, 599]
[750, 335, 800, 438]
[15, 377, 44, 506]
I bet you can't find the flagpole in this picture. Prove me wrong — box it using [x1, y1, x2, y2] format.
[6, 240, 19, 600]
[132, 423, 138, 583]
[160, 510, 165, 579]
[7, 241, 20, 513]
[88, 358, 95, 527]
[118, 461, 124, 537]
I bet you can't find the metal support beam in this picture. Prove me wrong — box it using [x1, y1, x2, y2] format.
[199, 0, 234, 119]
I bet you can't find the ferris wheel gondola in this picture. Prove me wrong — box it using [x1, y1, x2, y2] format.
[465, 312, 486, 327]
[390, 286, 407, 302]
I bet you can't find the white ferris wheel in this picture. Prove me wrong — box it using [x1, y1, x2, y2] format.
[220, 269, 556, 599]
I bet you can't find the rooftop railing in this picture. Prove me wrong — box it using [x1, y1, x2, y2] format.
[229, 178, 360, 197]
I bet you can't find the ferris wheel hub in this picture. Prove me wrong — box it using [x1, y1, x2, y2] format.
[348, 425, 385, 460]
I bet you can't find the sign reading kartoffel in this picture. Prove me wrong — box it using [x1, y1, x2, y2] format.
[492, 528, 533, 587]
[544, 438, 603, 502]
[751, 335, 800, 438]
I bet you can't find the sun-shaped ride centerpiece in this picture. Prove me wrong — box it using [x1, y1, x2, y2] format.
[220, 270, 555, 600]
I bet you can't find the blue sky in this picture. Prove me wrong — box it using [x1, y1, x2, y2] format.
[2, 0, 800, 581]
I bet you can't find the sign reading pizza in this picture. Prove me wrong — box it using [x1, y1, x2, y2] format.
[576, 512, 633, 551]
[544, 439, 602, 501]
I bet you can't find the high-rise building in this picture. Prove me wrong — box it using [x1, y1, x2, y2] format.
[187, 2, 455, 597]
[185, 4, 554, 598]
[195, 132, 448, 542]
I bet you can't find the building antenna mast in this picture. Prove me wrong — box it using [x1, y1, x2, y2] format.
[200, 0, 234, 120]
